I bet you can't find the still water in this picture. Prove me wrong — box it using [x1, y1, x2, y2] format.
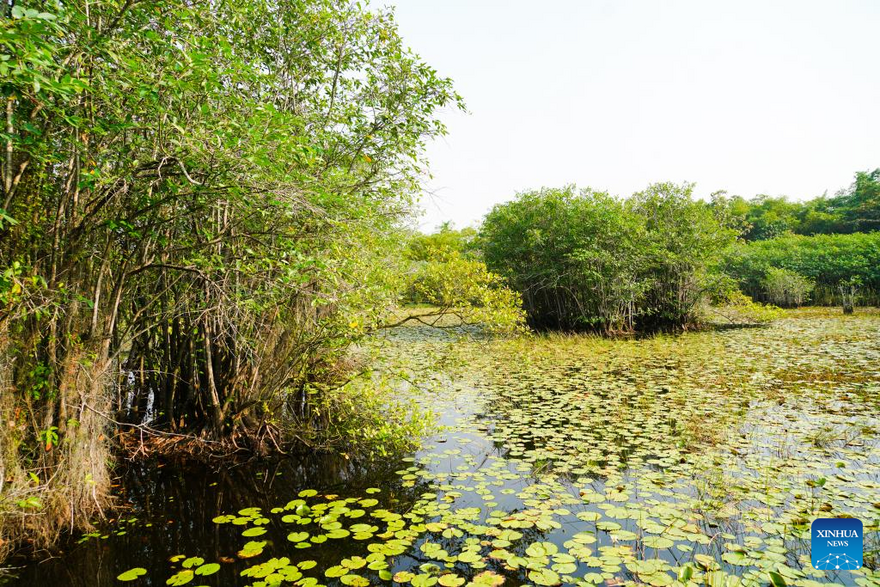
[7, 310, 880, 586]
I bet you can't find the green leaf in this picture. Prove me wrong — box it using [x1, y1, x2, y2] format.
[194, 563, 220, 576]
[116, 568, 147, 582]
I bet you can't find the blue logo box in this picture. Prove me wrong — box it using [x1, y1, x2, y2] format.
[811, 518, 863, 570]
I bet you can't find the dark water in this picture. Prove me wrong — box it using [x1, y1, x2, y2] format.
[3, 402, 629, 587]
[3, 452, 417, 586]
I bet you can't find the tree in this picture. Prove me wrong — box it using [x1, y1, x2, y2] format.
[709, 191, 752, 236]
[480, 183, 734, 332]
[828, 169, 880, 233]
[0, 0, 461, 554]
[714, 168, 880, 241]
[742, 196, 802, 240]
[628, 182, 736, 329]
[406, 222, 479, 261]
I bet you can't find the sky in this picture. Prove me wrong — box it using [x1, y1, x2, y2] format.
[385, 0, 880, 231]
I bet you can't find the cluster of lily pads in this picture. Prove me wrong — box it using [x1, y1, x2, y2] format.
[118, 556, 219, 583]
[116, 309, 879, 586]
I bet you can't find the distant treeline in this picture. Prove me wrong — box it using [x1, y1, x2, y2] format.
[723, 232, 880, 306]
[710, 168, 880, 306]
[710, 169, 880, 240]
[417, 168, 880, 331]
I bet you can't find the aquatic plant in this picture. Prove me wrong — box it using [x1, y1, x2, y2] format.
[93, 309, 879, 587]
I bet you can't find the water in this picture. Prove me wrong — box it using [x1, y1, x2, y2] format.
[5, 310, 880, 586]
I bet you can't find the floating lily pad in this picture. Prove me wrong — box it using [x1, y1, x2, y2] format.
[116, 568, 147, 582]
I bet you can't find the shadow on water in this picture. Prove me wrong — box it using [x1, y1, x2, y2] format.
[4, 451, 424, 587]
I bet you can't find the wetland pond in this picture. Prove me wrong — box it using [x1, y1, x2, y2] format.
[7, 309, 880, 587]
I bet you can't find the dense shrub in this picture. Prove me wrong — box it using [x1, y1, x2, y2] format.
[722, 232, 880, 304]
[760, 267, 814, 307]
[629, 183, 736, 329]
[708, 290, 782, 324]
[400, 226, 524, 332]
[480, 184, 734, 332]
[401, 250, 524, 333]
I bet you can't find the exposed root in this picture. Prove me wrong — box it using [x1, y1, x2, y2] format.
[114, 422, 299, 463]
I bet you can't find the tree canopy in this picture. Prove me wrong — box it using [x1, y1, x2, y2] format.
[480, 184, 735, 332]
[710, 168, 880, 240]
[0, 0, 463, 554]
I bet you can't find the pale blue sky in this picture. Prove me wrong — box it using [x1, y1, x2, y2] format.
[386, 0, 880, 230]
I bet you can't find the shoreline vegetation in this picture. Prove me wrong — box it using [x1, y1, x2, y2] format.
[0, 0, 468, 561]
[1, 0, 879, 574]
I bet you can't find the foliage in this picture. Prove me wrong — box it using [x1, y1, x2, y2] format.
[405, 222, 479, 262]
[707, 289, 783, 324]
[0, 0, 460, 556]
[760, 267, 814, 307]
[480, 184, 735, 332]
[722, 232, 880, 305]
[399, 250, 525, 334]
[708, 168, 880, 240]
